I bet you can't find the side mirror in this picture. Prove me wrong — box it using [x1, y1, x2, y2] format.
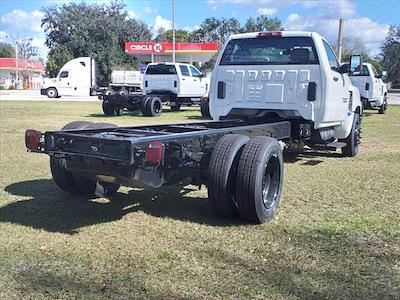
[376, 74, 383, 79]
[349, 55, 363, 75]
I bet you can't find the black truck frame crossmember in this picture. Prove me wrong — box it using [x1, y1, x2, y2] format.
[26, 118, 306, 223]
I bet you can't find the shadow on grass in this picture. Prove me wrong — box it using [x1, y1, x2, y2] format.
[283, 150, 341, 165]
[2, 179, 241, 234]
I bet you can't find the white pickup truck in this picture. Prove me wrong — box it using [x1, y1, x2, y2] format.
[210, 31, 363, 156]
[101, 62, 211, 117]
[143, 62, 210, 111]
[344, 63, 387, 114]
[26, 31, 365, 224]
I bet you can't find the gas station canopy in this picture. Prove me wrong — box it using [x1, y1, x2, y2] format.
[124, 42, 219, 64]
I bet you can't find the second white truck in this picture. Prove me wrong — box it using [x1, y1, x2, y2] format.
[101, 62, 211, 117]
[344, 63, 387, 114]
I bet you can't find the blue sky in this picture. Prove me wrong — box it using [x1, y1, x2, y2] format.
[1, 0, 399, 59]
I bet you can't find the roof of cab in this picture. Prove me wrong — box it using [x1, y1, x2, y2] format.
[229, 31, 320, 40]
[148, 62, 193, 67]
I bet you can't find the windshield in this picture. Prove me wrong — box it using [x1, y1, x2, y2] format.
[146, 64, 177, 75]
[220, 36, 319, 65]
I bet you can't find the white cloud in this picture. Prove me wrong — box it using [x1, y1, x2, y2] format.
[284, 1, 389, 55]
[1, 9, 44, 32]
[127, 10, 139, 19]
[208, 0, 296, 8]
[0, 31, 7, 42]
[152, 15, 173, 34]
[257, 8, 277, 16]
[143, 6, 158, 14]
[302, 0, 356, 19]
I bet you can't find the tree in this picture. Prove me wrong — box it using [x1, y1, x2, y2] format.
[242, 15, 282, 33]
[381, 25, 400, 82]
[190, 17, 241, 44]
[340, 37, 370, 63]
[41, 1, 152, 85]
[0, 42, 15, 58]
[16, 39, 39, 60]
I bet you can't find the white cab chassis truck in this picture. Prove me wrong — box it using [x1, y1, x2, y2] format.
[26, 31, 363, 224]
[344, 63, 387, 114]
[106, 70, 143, 95]
[100, 63, 210, 117]
[41, 57, 96, 98]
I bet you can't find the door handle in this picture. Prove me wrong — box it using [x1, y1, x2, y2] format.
[333, 77, 339, 81]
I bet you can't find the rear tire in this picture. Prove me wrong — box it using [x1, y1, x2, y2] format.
[170, 103, 181, 112]
[235, 136, 284, 223]
[50, 121, 120, 197]
[102, 101, 120, 116]
[118, 88, 128, 96]
[141, 96, 152, 116]
[208, 134, 249, 218]
[341, 113, 361, 157]
[200, 98, 211, 119]
[46, 88, 58, 98]
[145, 97, 163, 117]
[378, 96, 387, 114]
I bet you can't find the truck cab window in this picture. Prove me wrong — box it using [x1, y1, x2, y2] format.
[179, 65, 190, 76]
[189, 66, 201, 77]
[322, 40, 340, 72]
[59, 71, 69, 78]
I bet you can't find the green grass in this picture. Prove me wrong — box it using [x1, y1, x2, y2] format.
[0, 101, 399, 299]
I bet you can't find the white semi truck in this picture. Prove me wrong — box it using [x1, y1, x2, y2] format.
[26, 31, 363, 224]
[41, 57, 96, 98]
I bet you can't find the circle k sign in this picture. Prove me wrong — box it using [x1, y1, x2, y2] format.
[154, 43, 162, 53]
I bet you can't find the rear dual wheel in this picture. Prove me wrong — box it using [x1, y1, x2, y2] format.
[208, 135, 284, 223]
[102, 101, 121, 116]
[141, 96, 162, 117]
[50, 121, 120, 198]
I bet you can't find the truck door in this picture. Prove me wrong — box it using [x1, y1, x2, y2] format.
[322, 40, 348, 120]
[189, 66, 206, 96]
[370, 65, 383, 100]
[178, 65, 192, 96]
[57, 70, 73, 95]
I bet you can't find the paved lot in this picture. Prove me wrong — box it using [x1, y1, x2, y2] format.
[0, 90, 98, 101]
[388, 92, 400, 105]
[1, 90, 400, 104]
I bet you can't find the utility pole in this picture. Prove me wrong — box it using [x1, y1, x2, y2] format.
[172, 0, 176, 63]
[337, 18, 344, 63]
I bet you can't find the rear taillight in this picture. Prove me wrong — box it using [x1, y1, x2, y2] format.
[174, 80, 177, 88]
[146, 141, 163, 165]
[25, 130, 42, 151]
[145, 80, 148, 87]
[257, 31, 282, 38]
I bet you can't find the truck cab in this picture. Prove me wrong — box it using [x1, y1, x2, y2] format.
[41, 57, 96, 98]
[344, 63, 387, 114]
[143, 62, 210, 110]
[210, 31, 362, 145]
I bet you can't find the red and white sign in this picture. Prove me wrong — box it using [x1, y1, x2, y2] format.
[125, 42, 218, 54]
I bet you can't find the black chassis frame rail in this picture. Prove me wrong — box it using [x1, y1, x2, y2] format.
[42, 119, 292, 188]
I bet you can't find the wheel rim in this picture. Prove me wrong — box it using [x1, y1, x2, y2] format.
[261, 154, 281, 209]
[48, 90, 55, 97]
[154, 101, 161, 114]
